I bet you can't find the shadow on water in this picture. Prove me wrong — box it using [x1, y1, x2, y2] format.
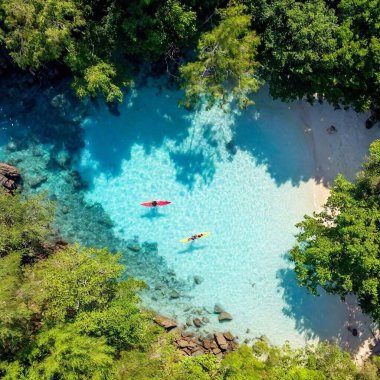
[140, 210, 166, 219]
[177, 244, 207, 254]
[81, 84, 192, 178]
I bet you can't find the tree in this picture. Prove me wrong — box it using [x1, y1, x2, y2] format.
[180, 1, 261, 109]
[122, 0, 196, 61]
[73, 278, 157, 351]
[27, 324, 114, 380]
[23, 245, 124, 325]
[0, 192, 53, 262]
[291, 139, 380, 321]
[256, 0, 380, 117]
[0, 0, 85, 69]
[258, 0, 339, 104]
[332, 0, 380, 114]
[0, 254, 32, 358]
[72, 61, 125, 103]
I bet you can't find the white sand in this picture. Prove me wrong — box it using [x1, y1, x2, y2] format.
[292, 99, 380, 364]
[297, 101, 380, 208]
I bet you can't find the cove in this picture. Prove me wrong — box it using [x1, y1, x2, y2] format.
[0, 75, 377, 352]
[77, 78, 377, 349]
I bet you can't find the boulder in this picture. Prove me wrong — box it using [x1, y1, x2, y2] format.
[215, 333, 228, 350]
[154, 315, 177, 330]
[218, 312, 233, 322]
[203, 339, 211, 350]
[194, 275, 204, 285]
[28, 175, 48, 189]
[0, 163, 21, 192]
[193, 318, 202, 328]
[177, 339, 189, 348]
[127, 241, 142, 252]
[0, 163, 20, 179]
[326, 125, 337, 134]
[191, 348, 205, 357]
[170, 290, 180, 299]
[223, 331, 234, 341]
[214, 303, 224, 314]
[0, 174, 17, 191]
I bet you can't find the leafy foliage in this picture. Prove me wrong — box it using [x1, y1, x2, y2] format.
[27, 324, 115, 380]
[291, 139, 380, 321]
[180, 1, 261, 109]
[257, 0, 380, 113]
[0, 0, 85, 69]
[0, 192, 53, 262]
[259, 0, 339, 104]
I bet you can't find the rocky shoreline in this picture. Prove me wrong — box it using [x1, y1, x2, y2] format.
[154, 315, 238, 358]
[0, 163, 21, 193]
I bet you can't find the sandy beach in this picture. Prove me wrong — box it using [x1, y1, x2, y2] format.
[295, 99, 380, 364]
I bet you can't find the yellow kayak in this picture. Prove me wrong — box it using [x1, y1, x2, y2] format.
[180, 232, 210, 243]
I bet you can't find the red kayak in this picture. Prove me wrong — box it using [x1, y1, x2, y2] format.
[141, 200, 171, 207]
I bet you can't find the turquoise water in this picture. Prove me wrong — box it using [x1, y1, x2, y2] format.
[0, 76, 372, 348]
[77, 78, 357, 346]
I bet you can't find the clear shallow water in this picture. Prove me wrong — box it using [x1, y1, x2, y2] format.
[77, 79, 358, 346]
[0, 76, 373, 348]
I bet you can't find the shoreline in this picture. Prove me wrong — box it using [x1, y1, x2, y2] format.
[297, 99, 380, 364]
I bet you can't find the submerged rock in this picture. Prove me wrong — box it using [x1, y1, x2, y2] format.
[326, 125, 337, 134]
[127, 241, 142, 252]
[193, 318, 202, 328]
[194, 275, 204, 285]
[214, 303, 224, 314]
[218, 312, 233, 322]
[28, 175, 48, 188]
[55, 150, 71, 168]
[170, 290, 180, 299]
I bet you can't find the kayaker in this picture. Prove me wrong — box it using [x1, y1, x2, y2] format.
[151, 200, 158, 207]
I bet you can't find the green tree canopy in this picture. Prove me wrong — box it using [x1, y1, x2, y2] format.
[180, 1, 261, 109]
[291, 139, 380, 321]
[0, 192, 53, 262]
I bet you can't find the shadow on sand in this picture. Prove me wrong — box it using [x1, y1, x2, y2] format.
[277, 264, 376, 353]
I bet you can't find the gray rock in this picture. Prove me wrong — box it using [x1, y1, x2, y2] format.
[55, 150, 71, 168]
[127, 241, 142, 252]
[170, 290, 180, 299]
[218, 312, 233, 322]
[327, 125, 337, 134]
[194, 275, 204, 285]
[214, 303, 225, 314]
[28, 175, 48, 188]
[193, 318, 202, 328]
[6, 141, 17, 152]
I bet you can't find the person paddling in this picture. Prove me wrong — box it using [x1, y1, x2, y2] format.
[151, 200, 158, 207]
